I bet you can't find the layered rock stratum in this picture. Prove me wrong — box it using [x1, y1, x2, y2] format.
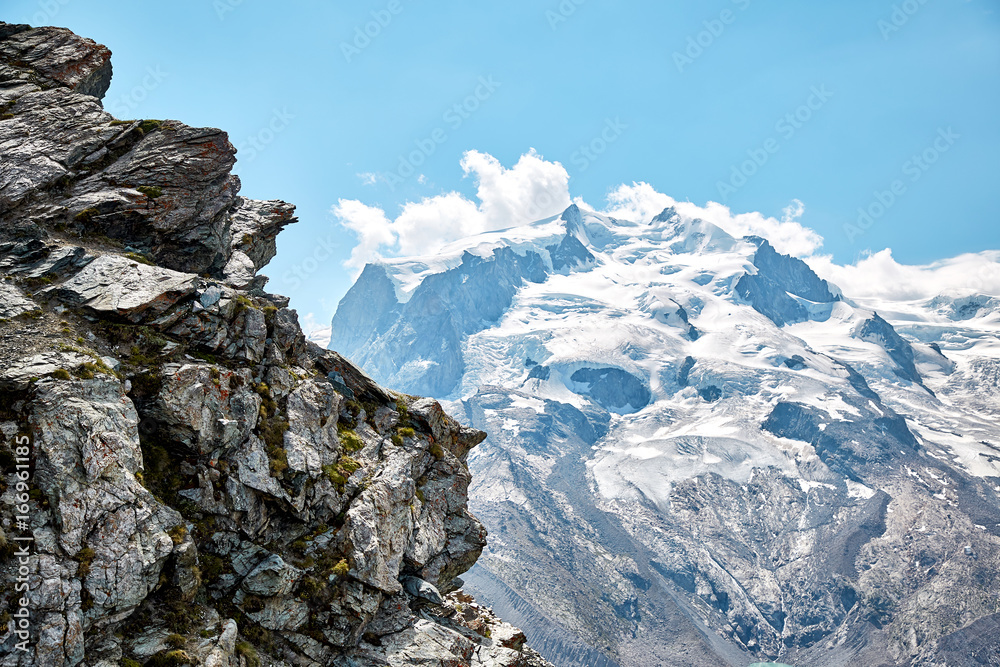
[0, 23, 551, 667]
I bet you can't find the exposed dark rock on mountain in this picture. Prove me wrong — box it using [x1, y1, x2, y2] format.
[546, 205, 595, 273]
[569, 367, 651, 412]
[331, 248, 548, 398]
[855, 312, 923, 385]
[0, 23, 550, 667]
[736, 237, 838, 326]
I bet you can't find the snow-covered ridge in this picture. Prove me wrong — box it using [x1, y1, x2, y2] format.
[332, 202, 1000, 482]
[331, 202, 1000, 474]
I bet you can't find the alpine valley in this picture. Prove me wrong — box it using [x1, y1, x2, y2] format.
[330, 203, 1000, 666]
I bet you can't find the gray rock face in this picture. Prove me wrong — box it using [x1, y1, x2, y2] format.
[401, 576, 444, 604]
[68, 120, 243, 275]
[0, 23, 549, 667]
[569, 367, 651, 412]
[736, 237, 839, 326]
[44, 254, 199, 321]
[17, 377, 184, 666]
[223, 197, 296, 288]
[351, 590, 552, 666]
[854, 312, 923, 384]
[0, 282, 35, 319]
[151, 362, 261, 455]
[0, 24, 112, 99]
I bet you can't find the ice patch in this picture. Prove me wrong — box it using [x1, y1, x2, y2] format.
[510, 395, 546, 413]
[846, 479, 876, 499]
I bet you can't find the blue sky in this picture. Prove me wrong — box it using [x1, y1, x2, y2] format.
[8, 0, 999, 330]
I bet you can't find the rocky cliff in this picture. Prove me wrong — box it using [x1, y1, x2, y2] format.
[0, 23, 551, 667]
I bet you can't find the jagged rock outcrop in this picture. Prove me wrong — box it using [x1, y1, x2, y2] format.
[0, 23, 551, 667]
[735, 237, 839, 326]
[854, 312, 923, 385]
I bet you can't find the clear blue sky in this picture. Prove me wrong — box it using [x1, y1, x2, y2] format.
[8, 0, 998, 327]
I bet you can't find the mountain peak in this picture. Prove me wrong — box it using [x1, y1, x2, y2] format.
[652, 206, 680, 224]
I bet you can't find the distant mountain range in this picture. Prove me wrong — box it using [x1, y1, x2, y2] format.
[330, 203, 1000, 666]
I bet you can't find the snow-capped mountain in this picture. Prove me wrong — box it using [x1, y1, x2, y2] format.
[330, 204, 1000, 667]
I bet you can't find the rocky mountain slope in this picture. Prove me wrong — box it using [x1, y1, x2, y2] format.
[331, 205, 1000, 666]
[0, 23, 551, 667]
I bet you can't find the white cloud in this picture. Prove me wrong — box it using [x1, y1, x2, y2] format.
[356, 172, 378, 186]
[392, 192, 482, 258]
[601, 183, 823, 257]
[461, 149, 571, 229]
[332, 199, 394, 271]
[603, 182, 674, 223]
[807, 249, 1000, 301]
[334, 150, 570, 273]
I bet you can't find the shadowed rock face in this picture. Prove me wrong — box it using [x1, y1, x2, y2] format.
[332, 247, 549, 397]
[747, 237, 836, 304]
[854, 312, 923, 385]
[547, 233, 595, 272]
[570, 367, 651, 412]
[761, 372, 919, 482]
[0, 22, 551, 667]
[736, 237, 838, 326]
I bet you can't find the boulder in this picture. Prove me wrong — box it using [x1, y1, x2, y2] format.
[45, 254, 199, 321]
